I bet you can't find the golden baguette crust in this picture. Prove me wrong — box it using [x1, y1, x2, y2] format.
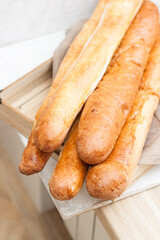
[77, 0, 159, 164]
[49, 117, 88, 200]
[86, 34, 160, 200]
[34, 0, 143, 153]
[35, 0, 109, 121]
[19, 0, 109, 175]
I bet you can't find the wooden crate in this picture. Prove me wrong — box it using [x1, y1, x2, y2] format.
[0, 58, 154, 219]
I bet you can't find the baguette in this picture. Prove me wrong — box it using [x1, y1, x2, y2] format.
[34, 0, 143, 153]
[19, 0, 109, 175]
[49, 117, 88, 200]
[77, 0, 159, 164]
[86, 34, 160, 199]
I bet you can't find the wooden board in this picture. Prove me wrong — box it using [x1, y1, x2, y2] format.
[0, 57, 158, 219]
[96, 184, 160, 240]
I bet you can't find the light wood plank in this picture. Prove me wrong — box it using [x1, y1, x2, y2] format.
[19, 85, 51, 121]
[0, 145, 71, 240]
[0, 178, 31, 240]
[96, 186, 160, 240]
[0, 100, 33, 139]
[14, 78, 52, 109]
[0, 145, 49, 240]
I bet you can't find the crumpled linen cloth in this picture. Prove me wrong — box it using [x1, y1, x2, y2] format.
[52, 19, 160, 164]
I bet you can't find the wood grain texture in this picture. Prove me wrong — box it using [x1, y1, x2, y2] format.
[0, 178, 31, 240]
[0, 144, 71, 240]
[0, 100, 33, 139]
[96, 185, 160, 240]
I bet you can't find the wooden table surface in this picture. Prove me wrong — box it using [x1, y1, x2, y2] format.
[96, 185, 160, 240]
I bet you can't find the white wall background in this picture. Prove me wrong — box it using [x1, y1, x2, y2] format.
[0, 0, 98, 47]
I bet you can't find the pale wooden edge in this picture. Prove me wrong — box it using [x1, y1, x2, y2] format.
[0, 100, 33, 138]
[0, 144, 49, 240]
[16, 81, 52, 119]
[95, 182, 160, 240]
